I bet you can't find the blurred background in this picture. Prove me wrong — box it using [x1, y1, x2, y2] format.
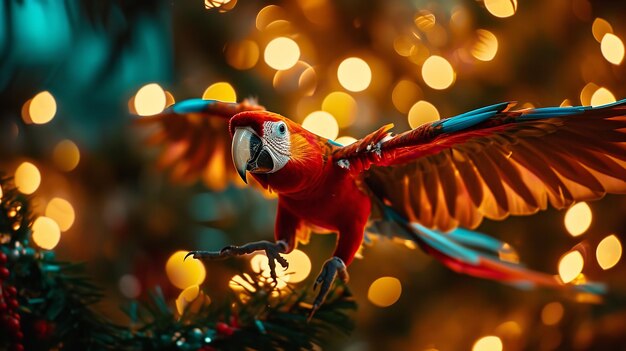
[1, 0, 626, 349]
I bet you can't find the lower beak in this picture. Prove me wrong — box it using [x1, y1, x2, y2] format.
[231, 128, 275, 183]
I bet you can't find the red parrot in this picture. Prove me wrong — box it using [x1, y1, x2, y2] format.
[138, 97, 626, 317]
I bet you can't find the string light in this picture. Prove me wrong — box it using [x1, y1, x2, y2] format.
[472, 29, 499, 61]
[337, 57, 372, 92]
[408, 100, 440, 129]
[541, 302, 564, 326]
[264, 37, 300, 70]
[53, 139, 80, 172]
[564, 202, 592, 237]
[596, 234, 622, 270]
[472, 335, 503, 351]
[32, 216, 61, 250]
[322, 91, 357, 128]
[302, 111, 339, 140]
[176, 285, 200, 315]
[165, 251, 207, 289]
[590, 87, 616, 107]
[202, 82, 237, 102]
[45, 198, 75, 232]
[250, 254, 289, 288]
[392, 79, 422, 113]
[14, 162, 41, 195]
[421, 55, 455, 90]
[580, 82, 599, 106]
[28, 91, 57, 124]
[558, 251, 584, 284]
[134, 83, 166, 116]
[282, 249, 312, 283]
[226, 40, 259, 70]
[600, 33, 624, 65]
[335, 136, 357, 146]
[367, 276, 402, 307]
[484, 0, 517, 18]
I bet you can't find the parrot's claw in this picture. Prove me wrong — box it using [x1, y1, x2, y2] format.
[308, 257, 348, 321]
[184, 241, 289, 283]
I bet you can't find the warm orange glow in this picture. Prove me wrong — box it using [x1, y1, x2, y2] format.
[392, 79, 422, 113]
[53, 139, 80, 172]
[337, 57, 372, 92]
[472, 335, 503, 351]
[118, 274, 141, 299]
[322, 91, 357, 128]
[302, 111, 339, 140]
[32, 216, 61, 250]
[134, 83, 166, 116]
[29, 91, 57, 124]
[564, 202, 592, 237]
[264, 37, 300, 70]
[45, 198, 75, 232]
[414, 10, 436, 31]
[484, 0, 517, 18]
[165, 251, 207, 289]
[226, 40, 260, 70]
[558, 251, 584, 283]
[590, 87, 616, 107]
[282, 249, 312, 283]
[408, 100, 440, 129]
[541, 302, 564, 325]
[472, 29, 499, 61]
[202, 82, 237, 103]
[580, 82, 599, 106]
[229, 273, 256, 292]
[175, 285, 200, 314]
[421, 55, 455, 90]
[15, 162, 41, 195]
[256, 5, 286, 31]
[250, 254, 288, 288]
[592, 18, 613, 43]
[367, 276, 402, 307]
[600, 33, 624, 65]
[596, 234, 622, 270]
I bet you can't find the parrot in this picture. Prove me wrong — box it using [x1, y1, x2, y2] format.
[137, 97, 626, 318]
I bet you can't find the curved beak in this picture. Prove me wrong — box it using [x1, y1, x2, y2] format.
[231, 127, 275, 184]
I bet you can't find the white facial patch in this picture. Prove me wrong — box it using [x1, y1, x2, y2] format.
[262, 121, 291, 172]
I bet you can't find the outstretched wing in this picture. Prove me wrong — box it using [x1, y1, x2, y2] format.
[136, 98, 268, 192]
[335, 99, 626, 231]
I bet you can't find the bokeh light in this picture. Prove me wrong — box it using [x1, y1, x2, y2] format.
[408, 100, 440, 129]
[472, 335, 503, 351]
[367, 276, 402, 307]
[165, 251, 207, 289]
[392, 79, 422, 113]
[564, 202, 592, 237]
[32, 216, 61, 250]
[282, 249, 312, 283]
[580, 82, 600, 106]
[14, 162, 41, 195]
[176, 285, 200, 314]
[337, 57, 372, 92]
[226, 40, 260, 70]
[134, 83, 166, 116]
[322, 91, 357, 128]
[264, 37, 300, 70]
[596, 234, 622, 270]
[205, 0, 236, 12]
[541, 302, 564, 326]
[484, 0, 517, 18]
[414, 10, 436, 32]
[250, 254, 289, 288]
[421, 55, 455, 90]
[29, 91, 57, 124]
[118, 274, 141, 299]
[558, 251, 584, 284]
[53, 139, 80, 172]
[45, 197, 75, 232]
[590, 87, 616, 107]
[202, 82, 237, 102]
[335, 136, 357, 146]
[592, 18, 613, 43]
[256, 5, 286, 31]
[600, 33, 624, 65]
[229, 273, 256, 292]
[472, 29, 499, 61]
[302, 111, 339, 140]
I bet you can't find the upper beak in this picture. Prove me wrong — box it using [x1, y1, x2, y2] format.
[231, 127, 275, 183]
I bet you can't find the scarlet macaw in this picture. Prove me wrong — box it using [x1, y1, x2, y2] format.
[139, 98, 626, 317]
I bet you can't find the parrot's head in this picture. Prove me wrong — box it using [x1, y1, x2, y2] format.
[229, 111, 318, 185]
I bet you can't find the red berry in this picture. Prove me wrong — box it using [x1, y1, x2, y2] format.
[0, 267, 9, 279]
[0, 302, 6, 311]
[6, 286, 16, 295]
[15, 331, 23, 340]
[5, 317, 20, 331]
[8, 298, 18, 309]
[0, 252, 6, 264]
[10, 344, 24, 351]
[216, 322, 234, 337]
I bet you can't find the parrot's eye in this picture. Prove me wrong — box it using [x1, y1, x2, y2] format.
[277, 122, 287, 136]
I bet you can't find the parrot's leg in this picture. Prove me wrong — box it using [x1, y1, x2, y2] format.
[185, 240, 289, 281]
[308, 257, 349, 321]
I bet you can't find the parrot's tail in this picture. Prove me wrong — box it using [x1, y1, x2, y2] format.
[367, 206, 606, 295]
[407, 223, 605, 295]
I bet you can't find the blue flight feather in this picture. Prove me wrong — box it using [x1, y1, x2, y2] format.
[434, 101, 510, 133]
[170, 99, 218, 114]
[327, 139, 344, 147]
[446, 227, 506, 254]
[520, 98, 626, 120]
[411, 223, 480, 264]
